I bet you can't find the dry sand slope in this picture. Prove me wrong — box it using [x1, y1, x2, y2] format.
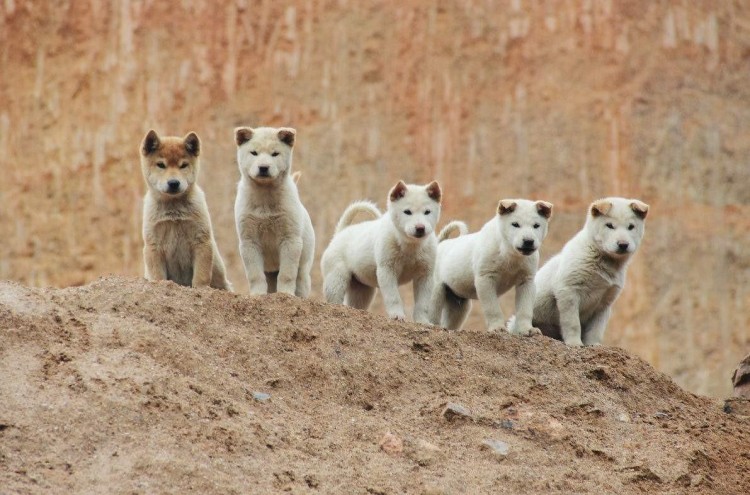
[0, 277, 748, 494]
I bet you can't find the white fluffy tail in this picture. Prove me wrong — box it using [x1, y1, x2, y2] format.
[335, 200, 382, 234]
[291, 171, 302, 184]
[438, 220, 469, 242]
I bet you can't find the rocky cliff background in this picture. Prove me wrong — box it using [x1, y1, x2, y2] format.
[1, 0, 748, 397]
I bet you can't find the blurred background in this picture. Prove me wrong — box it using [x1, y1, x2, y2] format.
[0, 0, 748, 398]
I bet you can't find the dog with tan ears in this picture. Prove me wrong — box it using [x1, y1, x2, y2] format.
[140, 130, 231, 290]
[321, 181, 442, 323]
[234, 127, 315, 297]
[429, 199, 553, 334]
[530, 197, 649, 346]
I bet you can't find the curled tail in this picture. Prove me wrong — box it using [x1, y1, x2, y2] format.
[335, 200, 382, 234]
[438, 220, 469, 242]
[291, 171, 302, 184]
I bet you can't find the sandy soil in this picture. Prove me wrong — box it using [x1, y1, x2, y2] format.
[0, 277, 748, 494]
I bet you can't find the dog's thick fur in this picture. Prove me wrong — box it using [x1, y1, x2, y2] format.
[140, 130, 231, 290]
[321, 181, 442, 322]
[234, 127, 315, 296]
[531, 197, 649, 346]
[429, 199, 553, 334]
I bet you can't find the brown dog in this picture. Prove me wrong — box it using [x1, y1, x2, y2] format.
[140, 130, 231, 290]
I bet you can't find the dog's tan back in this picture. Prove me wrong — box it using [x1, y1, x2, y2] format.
[140, 130, 231, 290]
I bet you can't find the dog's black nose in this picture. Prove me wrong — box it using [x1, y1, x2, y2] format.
[415, 225, 426, 236]
[617, 241, 629, 252]
[167, 180, 180, 192]
[258, 165, 270, 176]
[522, 239, 535, 249]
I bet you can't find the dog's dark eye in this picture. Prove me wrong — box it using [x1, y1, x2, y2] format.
[180, 162, 189, 169]
[156, 162, 166, 169]
[533, 223, 540, 229]
[271, 151, 280, 157]
[404, 209, 412, 215]
[424, 210, 431, 215]
[606, 222, 615, 229]
[628, 224, 635, 231]
[511, 222, 520, 228]
[250, 151, 258, 156]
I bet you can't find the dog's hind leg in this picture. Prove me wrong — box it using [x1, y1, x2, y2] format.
[441, 286, 471, 330]
[345, 278, 376, 310]
[428, 282, 447, 326]
[323, 267, 348, 304]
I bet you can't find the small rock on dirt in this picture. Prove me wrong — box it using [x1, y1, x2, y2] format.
[252, 391, 271, 402]
[482, 439, 510, 458]
[732, 353, 750, 398]
[723, 397, 750, 416]
[441, 402, 472, 421]
[405, 438, 442, 466]
[379, 431, 403, 455]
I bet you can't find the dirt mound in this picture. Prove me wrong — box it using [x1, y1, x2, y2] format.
[1, 277, 748, 494]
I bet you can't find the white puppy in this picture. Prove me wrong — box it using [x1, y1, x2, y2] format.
[321, 181, 442, 323]
[532, 197, 649, 346]
[429, 200, 553, 335]
[234, 127, 315, 297]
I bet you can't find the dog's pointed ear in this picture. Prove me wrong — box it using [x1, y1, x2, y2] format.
[389, 180, 408, 202]
[498, 200, 517, 216]
[184, 132, 200, 157]
[590, 199, 612, 217]
[630, 200, 650, 219]
[141, 130, 160, 156]
[536, 201, 553, 219]
[278, 128, 296, 147]
[425, 181, 442, 203]
[235, 127, 253, 147]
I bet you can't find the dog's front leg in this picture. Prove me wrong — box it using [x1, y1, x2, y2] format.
[240, 241, 267, 294]
[476, 275, 506, 333]
[277, 237, 303, 295]
[509, 278, 540, 336]
[412, 274, 434, 325]
[191, 242, 214, 287]
[377, 268, 406, 321]
[582, 306, 612, 345]
[143, 245, 167, 281]
[556, 289, 583, 346]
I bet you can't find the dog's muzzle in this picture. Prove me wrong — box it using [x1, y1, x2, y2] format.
[518, 239, 536, 255]
[166, 180, 181, 194]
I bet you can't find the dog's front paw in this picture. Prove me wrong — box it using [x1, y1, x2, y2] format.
[488, 325, 508, 334]
[514, 326, 542, 337]
[565, 338, 584, 347]
[389, 312, 406, 322]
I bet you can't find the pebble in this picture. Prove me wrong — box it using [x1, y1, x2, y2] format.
[405, 438, 441, 466]
[441, 402, 472, 421]
[379, 431, 403, 455]
[252, 391, 271, 402]
[482, 439, 510, 457]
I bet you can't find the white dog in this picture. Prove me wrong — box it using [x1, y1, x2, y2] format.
[429, 199, 553, 335]
[321, 181, 442, 323]
[531, 197, 649, 346]
[234, 127, 315, 297]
